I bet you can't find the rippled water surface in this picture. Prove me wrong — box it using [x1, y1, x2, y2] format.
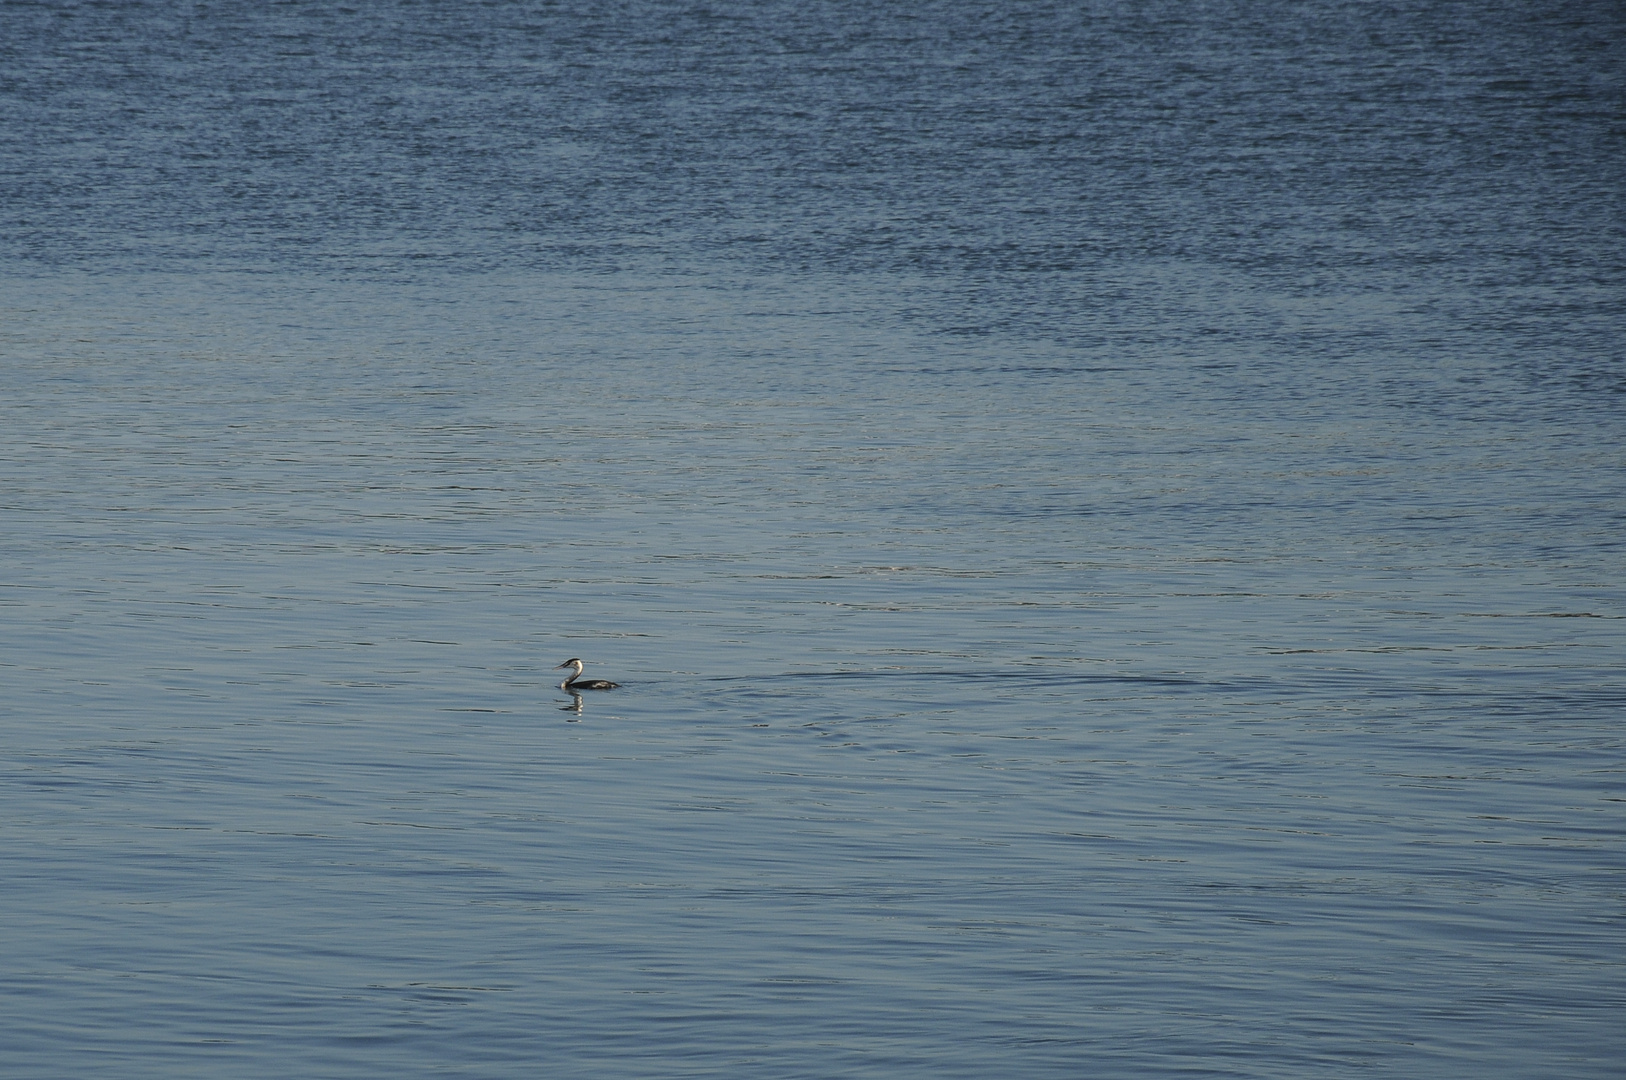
[2, 2, 1623, 1077]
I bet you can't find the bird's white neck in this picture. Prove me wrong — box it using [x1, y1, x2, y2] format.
[560, 660, 584, 688]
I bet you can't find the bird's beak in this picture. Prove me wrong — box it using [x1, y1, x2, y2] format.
[554, 661, 571, 669]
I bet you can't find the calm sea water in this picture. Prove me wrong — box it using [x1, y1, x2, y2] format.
[2, 2, 1623, 1077]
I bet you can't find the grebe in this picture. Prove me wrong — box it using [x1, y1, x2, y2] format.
[556, 658, 620, 691]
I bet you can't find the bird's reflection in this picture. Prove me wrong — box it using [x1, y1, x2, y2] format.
[559, 690, 585, 719]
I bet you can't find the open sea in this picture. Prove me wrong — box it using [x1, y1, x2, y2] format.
[2, 1, 1623, 1076]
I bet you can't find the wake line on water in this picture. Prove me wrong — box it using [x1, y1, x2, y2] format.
[707, 670, 1211, 688]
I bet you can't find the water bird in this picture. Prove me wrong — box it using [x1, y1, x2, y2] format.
[556, 658, 620, 690]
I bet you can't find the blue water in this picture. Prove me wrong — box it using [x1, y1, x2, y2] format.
[2, 2, 1623, 1076]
